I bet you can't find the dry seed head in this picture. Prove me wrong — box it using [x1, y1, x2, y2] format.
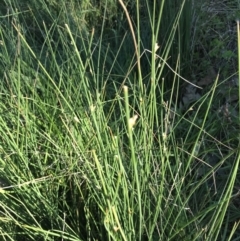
[128, 115, 138, 129]
[155, 42, 160, 52]
[73, 116, 80, 123]
[89, 104, 96, 112]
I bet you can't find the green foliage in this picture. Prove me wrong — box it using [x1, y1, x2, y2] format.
[0, 0, 239, 240]
[191, 0, 239, 79]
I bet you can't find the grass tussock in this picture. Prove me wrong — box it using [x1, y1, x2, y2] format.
[0, 0, 240, 240]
